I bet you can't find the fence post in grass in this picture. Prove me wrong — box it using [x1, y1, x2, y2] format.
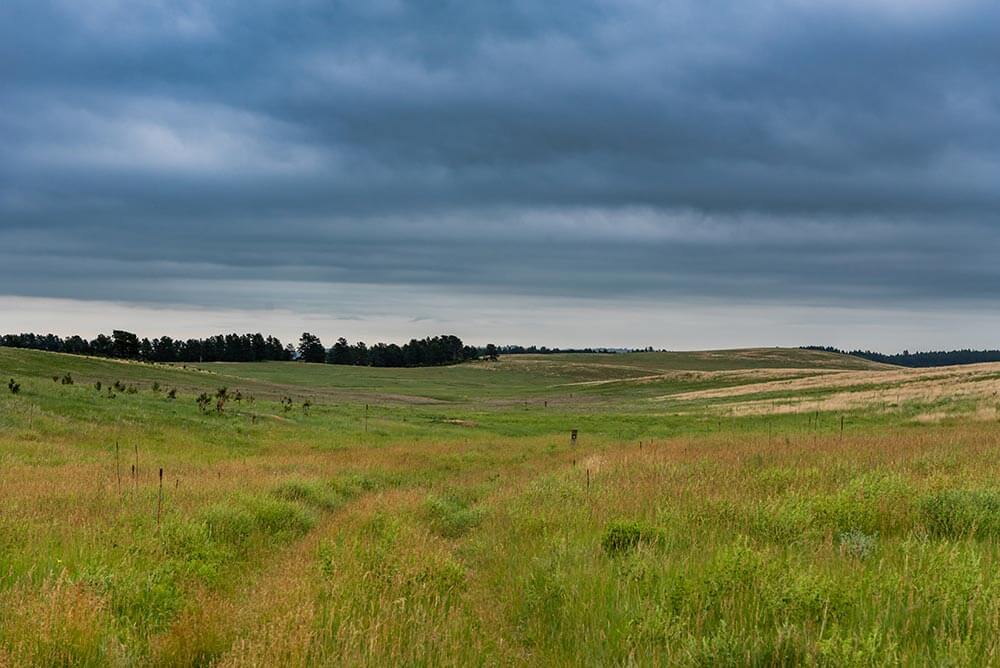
[157, 468, 163, 528]
[586, 467, 591, 493]
[365, 403, 369, 433]
[570, 429, 578, 445]
[840, 415, 844, 441]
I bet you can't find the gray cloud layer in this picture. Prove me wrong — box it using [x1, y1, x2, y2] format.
[2, 0, 1000, 337]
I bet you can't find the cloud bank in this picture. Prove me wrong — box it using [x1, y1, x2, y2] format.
[2, 1, 998, 347]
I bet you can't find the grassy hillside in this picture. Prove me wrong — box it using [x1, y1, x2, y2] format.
[3, 346, 1000, 665]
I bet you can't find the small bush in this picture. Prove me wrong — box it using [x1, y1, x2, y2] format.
[7, 378, 19, 394]
[601, 520, 663, 556]
[837, 530, 878, 560]
[166, 388, 177, 400]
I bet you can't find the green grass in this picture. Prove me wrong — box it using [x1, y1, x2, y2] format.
[3, 345, 1000, 666]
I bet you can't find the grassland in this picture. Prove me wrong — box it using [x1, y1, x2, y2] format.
[3, 346, 1000, 666]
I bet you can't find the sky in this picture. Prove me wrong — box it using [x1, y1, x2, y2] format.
[2, 0, 999, 351]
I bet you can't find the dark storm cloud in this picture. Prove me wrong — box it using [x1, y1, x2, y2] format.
[2, 0, 1000, 311]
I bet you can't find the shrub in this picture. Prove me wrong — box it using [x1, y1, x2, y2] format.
[601, 520, 663, 556]
[7, 378, 19, 394]
[837, 530, 878, 560]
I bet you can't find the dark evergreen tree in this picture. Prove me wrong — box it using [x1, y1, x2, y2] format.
[298, 332, 326, 363]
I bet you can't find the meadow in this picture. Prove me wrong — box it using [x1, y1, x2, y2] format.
[3, 346, 1000, 666]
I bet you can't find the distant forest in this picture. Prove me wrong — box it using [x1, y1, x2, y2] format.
[803, 346, 1000, 368]
[0, 331, 495, 368]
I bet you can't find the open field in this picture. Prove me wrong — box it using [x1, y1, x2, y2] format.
[3, 346, 1000, 665]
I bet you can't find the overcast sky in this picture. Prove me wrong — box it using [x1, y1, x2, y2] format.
[2, 0, 999, 350]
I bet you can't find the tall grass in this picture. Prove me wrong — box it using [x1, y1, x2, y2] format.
[4, 347, 1000, 665]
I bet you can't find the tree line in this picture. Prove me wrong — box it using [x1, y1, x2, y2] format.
[1, 331, 293, 362]
[1, 330, 497, 367]
[802, 346, 1000, 368]
[296, 333, 493, 366]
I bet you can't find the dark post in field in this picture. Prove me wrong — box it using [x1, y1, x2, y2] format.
[840, 415, 845, 441]
[157, 468, 163, 527]
[365, 403, 369, 433]
[570, 429, 578, 445]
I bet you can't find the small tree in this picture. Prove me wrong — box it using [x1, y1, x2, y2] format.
[215, 388, 228, 413]
[7, 378, 20, 394]
[166, 388, 177, 400]
[196, 393, 211, 413]
[61, 373, 74, 385]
